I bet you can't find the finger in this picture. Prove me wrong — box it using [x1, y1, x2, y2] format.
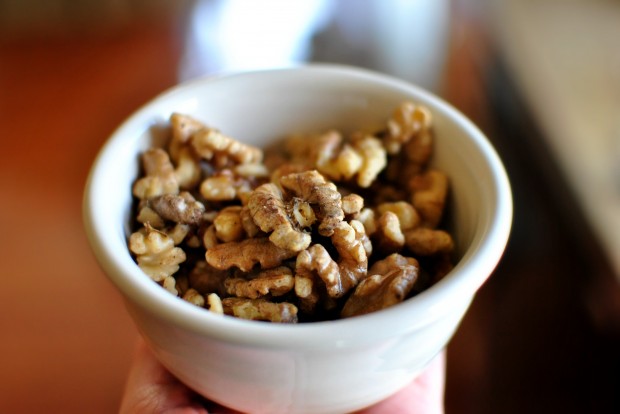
[119, 340, 209, 414]
[357, 351, 446, 414]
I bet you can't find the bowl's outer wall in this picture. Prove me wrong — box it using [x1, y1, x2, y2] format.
[127, 296, 473, 414]
[83, 65, 512, 413]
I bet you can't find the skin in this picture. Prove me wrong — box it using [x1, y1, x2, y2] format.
[120, 340, 445, 414]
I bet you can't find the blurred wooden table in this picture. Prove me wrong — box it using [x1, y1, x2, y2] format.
[0, 18, 183, 413]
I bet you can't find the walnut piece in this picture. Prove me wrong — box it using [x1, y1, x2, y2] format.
[225, 266, 294, 299]
[174, 146, 201, 190]
[409, 170, 449, 228]
[162, 276, 178, 296]
[136, 205, 165, 229]
[248, 183, 311, 252]
[182, 288, 205, 307]
[169, 113, 205, 162]
[192, 128, 263, 167]
[342, 193, 364, 216]
[206, 293, 224, 314]
[374, 211, 406, 254]
[376, 201, 420, 231]
[384, 101, 432, 155]
[188, 260, 229, 296]
[129, 224, 186, 282]
[213, 206, 245, 243]
[239, 206, 261, 238]
[149, 191, 205, 225]
[222, 297, 298, 323]
[341, 254, 419, 318]
[200, 170, 254, 202]
[202, 224, 219, 250]
[205, 238, 297, 272]
[133, 148, 179, 200]
[285, 131, 387, 188]
[279, 170, 344, 237]
[350, 134, 387, 188]
[295, 221, 368, 301]
[404, 228, 454, 256]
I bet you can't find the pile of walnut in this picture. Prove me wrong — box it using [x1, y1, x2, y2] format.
[129, 102, 455, 323]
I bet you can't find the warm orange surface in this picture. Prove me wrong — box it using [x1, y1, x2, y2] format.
[0, 21, 183, 413]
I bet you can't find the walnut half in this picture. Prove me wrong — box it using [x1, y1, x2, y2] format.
[341, 254, 419, 318]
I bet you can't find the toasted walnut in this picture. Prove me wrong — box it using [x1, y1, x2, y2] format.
[213, 206, 245, 243]
[355, 207, 377, 236]
[202, 224, 219, 250]
[402, 128, 433, 173]
[149, 191, 205, 225]
[284, 131, 338, 172]
[350, 219, 373, 256]
[404, 228, 454, 256]
[374, 211, 405, 254]
[191, 128, 263, 167]
[133, 149, 179, 200]
[291, 198, 316, 229]
[239, 206, 261, 238]
[280, 170, 344, 237]
[222, 297, 298, 323]
[129, 224, 186, 282]
[294, 271, 319, 312]
[162, 276, 178, 296]
[341, 254, 419, 318]
[409, 170, 449, 228]
[205, 238, 297, 272]
[169, 113, 205, 161]
[200, 172, 237, 201]
[384, 102, 432, 154]
[295, 221, 368, 300]
[286, 131, 386, 188]
[311, 131, 363, 181]
[167, 223, 191, 245]
[331, 220, 369, 292]
[296, 244, 340, 300]
[383, 103, 434, 182]
[233, 162, 269, 178]
[269, 163, 308, 188]
[174, 146, 202, 189]
[333, 143, 364, 181]
[200, 170, 255, 203]
[350, 134, 387, 188]
[182, 288, 205, 307]
[376, 201, 420, 231]
[206, 293, 224, 314]
[342, 193, 364, 216]
[225, 266, 294, 299]
[248, 183, 311, 252]
[136, 205, 165, 229]
[188, 260, 229, 296]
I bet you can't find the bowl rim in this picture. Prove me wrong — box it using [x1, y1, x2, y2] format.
[83, 64, 512, 348]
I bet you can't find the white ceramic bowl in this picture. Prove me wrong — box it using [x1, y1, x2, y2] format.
[83, 65, 512, 414]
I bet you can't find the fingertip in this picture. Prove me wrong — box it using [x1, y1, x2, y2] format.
[357, 351, 446, 414]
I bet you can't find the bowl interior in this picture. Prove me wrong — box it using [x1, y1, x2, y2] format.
[84, 65, 512, 345]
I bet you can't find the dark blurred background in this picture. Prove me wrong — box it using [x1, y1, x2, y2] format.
[1, 0, 618, 412]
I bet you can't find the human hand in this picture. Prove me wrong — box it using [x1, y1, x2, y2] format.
[119, 340, 445, 414]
